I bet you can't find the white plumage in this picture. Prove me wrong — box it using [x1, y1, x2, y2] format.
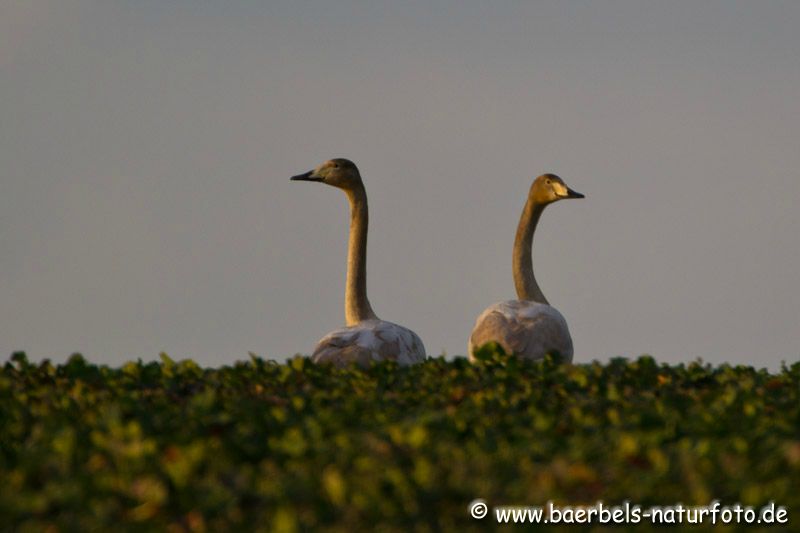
[468, 173, 583, 362]
[468, 300, 573, 362]
[291, 158, 427, 367]
[312, 319, 426, 366]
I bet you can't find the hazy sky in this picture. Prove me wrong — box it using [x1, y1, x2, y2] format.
[2, 1, 798, 369]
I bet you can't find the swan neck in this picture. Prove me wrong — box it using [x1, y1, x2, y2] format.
[513, 197, 549, 304]
[344, 186, 377, 326]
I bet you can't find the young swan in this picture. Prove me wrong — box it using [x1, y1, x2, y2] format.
[291, 158, 426, 367]
[468, 174, 584, 362]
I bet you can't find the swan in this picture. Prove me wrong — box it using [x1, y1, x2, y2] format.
[291, 158, 426, 367]
[468, 173, 584, 362]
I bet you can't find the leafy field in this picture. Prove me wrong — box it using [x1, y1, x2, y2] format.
[1, 349, 799, 532]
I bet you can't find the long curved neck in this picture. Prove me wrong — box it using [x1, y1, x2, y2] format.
[344, 186, 377, 325]
[513, 196, 549, 304]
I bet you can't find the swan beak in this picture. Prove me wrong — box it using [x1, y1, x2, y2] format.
[565, 187, 585, 199]
[291, 170, 323, 182]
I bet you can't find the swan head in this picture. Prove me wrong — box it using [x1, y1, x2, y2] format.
[530, 173, 584, 205]
[291, 158, 363, 191]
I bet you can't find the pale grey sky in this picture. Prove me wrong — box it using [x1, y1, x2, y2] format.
[1, 1, 798, 368]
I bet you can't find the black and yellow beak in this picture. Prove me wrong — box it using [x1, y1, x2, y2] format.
[290, 170, 323, 182]
[565, 187, 585, 199]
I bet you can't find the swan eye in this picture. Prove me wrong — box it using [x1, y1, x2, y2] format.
[546, 179, 552, 185]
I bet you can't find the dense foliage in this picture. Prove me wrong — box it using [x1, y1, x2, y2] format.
[1, 349, 799, 532]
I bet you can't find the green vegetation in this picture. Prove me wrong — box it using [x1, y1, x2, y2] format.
[1, 349, 799, 532]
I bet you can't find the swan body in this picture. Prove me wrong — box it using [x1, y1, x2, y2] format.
[468, 173, 583, 362]
[312, 319, 425, 366]
[292, 158, 426, 367]
[468, 300, 573, 362]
